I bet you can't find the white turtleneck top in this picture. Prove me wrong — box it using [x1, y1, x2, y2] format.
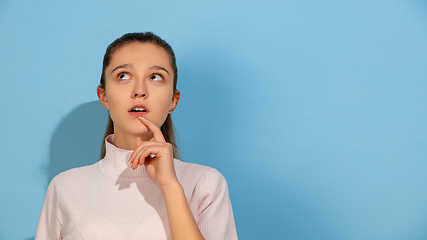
[35, 135, 238, 240]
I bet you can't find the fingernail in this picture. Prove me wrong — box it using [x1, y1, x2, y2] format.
[138, 117, 143, 120]
[128, 161, 132, 165]
[136, 137, 141, 140]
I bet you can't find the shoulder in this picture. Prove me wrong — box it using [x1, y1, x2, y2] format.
[173, 159, 228, 192]
[174, 159, 225, 180]
[49, 163, 99, 188]
[42, 163, 99, 209]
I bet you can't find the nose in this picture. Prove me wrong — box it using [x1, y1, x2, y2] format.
[132, 91, 146, 98]
[132, 80, 147, 98]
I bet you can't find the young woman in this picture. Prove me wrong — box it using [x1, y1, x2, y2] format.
[35, 32, 238, 240]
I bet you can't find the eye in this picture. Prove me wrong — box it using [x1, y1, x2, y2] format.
[118, 72, 131, 80]
[150, 73, 164, 82]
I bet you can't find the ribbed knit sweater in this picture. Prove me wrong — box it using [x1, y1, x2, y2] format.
[35, 135, 238, 240]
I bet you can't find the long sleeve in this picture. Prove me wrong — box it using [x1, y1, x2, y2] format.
[197, 169, 238, 240]
[35, 180, 62, 240]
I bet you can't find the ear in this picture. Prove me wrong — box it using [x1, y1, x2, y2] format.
[168, 90, 180, 113]
[97, 85, 109, 110]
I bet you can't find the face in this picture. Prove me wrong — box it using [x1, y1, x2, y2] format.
[97, 42, 179, 140]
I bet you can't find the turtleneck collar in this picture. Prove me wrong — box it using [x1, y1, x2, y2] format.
[98, 134, 147, 179]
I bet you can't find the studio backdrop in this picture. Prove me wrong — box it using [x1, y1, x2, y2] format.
[1, 1, 426, 239]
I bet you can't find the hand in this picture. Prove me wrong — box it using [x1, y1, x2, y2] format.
[128, 117, 179, 189]
[129, 119, 204, 240]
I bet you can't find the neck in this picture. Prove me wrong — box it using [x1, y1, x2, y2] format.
[113, 130, 154, 150]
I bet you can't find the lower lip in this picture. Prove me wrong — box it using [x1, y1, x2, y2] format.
[129, 111, 148, 117]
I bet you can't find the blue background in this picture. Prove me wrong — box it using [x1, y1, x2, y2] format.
[1, 0, 427, 239]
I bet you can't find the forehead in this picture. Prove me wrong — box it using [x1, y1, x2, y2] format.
[108, 42, 173, 71]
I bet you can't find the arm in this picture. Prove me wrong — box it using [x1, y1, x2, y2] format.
[35, 180, 62, 240]
[161, 181, 205, 240]
[129, 117, 204, 240]
[197, 170, 238, 240]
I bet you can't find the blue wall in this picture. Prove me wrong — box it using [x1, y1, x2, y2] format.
[1, 1, 427, 239]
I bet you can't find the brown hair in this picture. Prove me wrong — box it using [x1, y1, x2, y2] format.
[99, 32, 179, 159]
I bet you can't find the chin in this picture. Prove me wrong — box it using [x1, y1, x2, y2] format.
[133, 125, 155, 136]
[130, 125, 150, 135]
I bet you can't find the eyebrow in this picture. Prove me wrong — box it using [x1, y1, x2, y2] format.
[150, 65, 170, 76]
[110, 63, 133, 74]
[110, 64, 170, 76]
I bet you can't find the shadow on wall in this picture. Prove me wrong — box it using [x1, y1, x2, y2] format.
[47, 101, 109, 184]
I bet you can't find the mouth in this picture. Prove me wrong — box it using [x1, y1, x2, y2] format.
[128, 104, 148, 117]
[129, 107, 147, 113]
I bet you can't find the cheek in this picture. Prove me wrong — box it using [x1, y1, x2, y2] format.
[158, 91, 174, 111]
[104, 88, 127, 122]
[105, 87, 127, 107]
[151, 90, 174, 120]
[107, 95, 120, 108]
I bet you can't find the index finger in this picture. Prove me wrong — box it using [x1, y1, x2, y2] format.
[138, 117, 166, 143]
